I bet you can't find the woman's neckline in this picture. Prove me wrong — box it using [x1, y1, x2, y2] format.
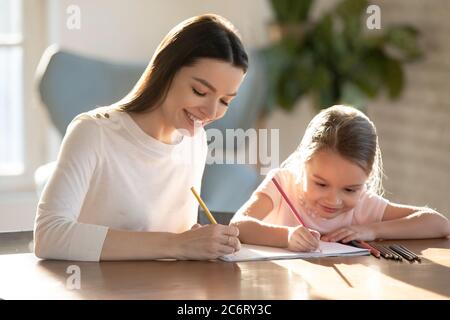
[120, 110, 185, 153]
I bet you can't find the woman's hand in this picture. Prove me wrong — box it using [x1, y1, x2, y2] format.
[173, 223, 241, 260]
[322, 225, 376, 243]
[287, 226, 321, 252]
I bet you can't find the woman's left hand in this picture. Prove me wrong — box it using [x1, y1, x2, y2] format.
[321, 225, 376, 243]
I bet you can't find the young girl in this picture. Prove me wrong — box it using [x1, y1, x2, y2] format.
[231, 105, 450, 252]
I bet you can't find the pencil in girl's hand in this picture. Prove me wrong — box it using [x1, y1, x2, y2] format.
[271, 177, 322, 252]
[190, 187, 217, 225]
[271, 177, 305, 226]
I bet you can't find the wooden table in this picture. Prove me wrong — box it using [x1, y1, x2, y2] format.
[0, 239, 449, 300]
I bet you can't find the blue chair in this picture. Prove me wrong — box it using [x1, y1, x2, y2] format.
[36, 45, 144, 135]
[35, 46, 267, 224]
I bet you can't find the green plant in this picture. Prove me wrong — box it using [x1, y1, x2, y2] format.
[264, 0, 423, 111]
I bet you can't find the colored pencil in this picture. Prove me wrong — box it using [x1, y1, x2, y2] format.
[389, 245, 415, 262]
[190, 186, 217, 224]
[271, 178, 322, 252]
[383, 245, 403, 261]
[371, 243, 394, 259]
[391, 244, 415, 260]
[359, 240, 381, 258]
[271, 177, 305, 226]
[392, 244, 418, 262]
[349, 240, 380, 258]
[398, 244, 421, 262]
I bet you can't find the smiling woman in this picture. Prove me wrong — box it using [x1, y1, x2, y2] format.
[117, 14, 247, 141]
[33, 14, 248, 262]
[126, 58, 244, 142]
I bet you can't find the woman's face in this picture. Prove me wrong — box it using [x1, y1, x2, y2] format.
[301, 149, 369, 219]
[161, 58, 245, 136]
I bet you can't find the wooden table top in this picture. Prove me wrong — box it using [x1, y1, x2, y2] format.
[0, 239, 449, 300]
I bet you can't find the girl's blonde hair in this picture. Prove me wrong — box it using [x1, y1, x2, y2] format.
[282, 105, 384, 195]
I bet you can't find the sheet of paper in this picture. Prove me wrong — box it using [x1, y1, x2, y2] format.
[219, 241, 369, 262]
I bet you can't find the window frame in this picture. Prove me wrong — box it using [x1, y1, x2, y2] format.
[0, 0, 47, 193]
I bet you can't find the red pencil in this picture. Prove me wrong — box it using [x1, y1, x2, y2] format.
[349, 240, 380, 258]
[358, 240, 381, 258]
[272, 177, 306, 226]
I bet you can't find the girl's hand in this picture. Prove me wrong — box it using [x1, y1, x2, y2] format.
[287, 226, 321, 252]
[174, 224, 241, 260]
[322, 225, 376, 243]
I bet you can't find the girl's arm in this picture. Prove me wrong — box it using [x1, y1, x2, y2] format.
[323, 203, 450, 242]
[230, 193, 320, 251]
[372, 203, 450, 239]
[230, 193, 290, 248]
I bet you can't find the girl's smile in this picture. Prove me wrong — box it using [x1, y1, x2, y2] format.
[319, 204, 341, 214]
[301, 149, 368, 220]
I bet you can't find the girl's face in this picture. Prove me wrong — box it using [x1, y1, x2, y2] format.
[161, 58, 245, 136]
[301, 149, 369, 219]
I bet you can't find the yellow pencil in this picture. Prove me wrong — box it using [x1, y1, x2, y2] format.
[190, 186, 217, 224]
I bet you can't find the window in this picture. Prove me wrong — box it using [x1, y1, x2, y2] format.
[0, 0, 45, 194]
[0, 0, 45, 231]
[0, 0, 24, 176]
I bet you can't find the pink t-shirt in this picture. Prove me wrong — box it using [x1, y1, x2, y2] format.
[254, 168, 389, 234]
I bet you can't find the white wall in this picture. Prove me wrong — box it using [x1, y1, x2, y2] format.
[368, 0, 450, 215]
[48, 0, 273, 63]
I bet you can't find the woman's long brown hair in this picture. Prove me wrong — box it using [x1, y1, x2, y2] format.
[117, 14, 248, 113]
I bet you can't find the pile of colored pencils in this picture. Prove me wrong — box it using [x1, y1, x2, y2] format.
[349, 241, 421, 262]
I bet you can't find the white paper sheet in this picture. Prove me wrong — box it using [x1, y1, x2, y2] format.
[219, 241, 369, 262]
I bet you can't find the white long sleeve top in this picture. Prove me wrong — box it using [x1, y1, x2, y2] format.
[34, 106, 207, 261]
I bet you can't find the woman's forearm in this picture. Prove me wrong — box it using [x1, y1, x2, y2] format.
[372, 210, 450, 240]
[100, 229, 179, 261]
[100, 222, 242, 261]
[231, 217, 289, 248]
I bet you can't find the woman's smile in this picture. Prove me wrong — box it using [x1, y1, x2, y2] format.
[183, 109, 206, 129]
[184, 109, 204, 128]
